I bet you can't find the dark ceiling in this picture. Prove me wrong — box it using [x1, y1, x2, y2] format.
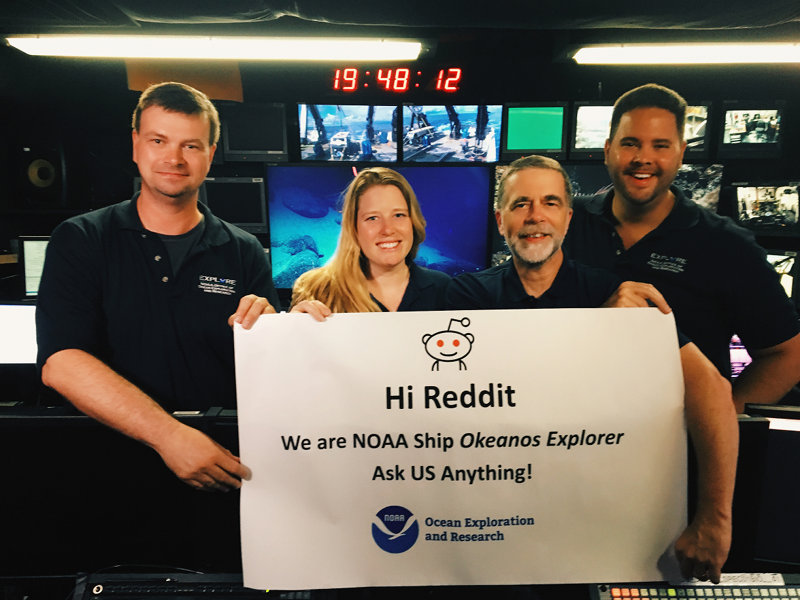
[3, 1, 800, 34]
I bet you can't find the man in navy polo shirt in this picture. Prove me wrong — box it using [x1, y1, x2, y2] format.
[563, 83, 800, 413]
[36, 82, 279, 492]
[447, 155, 737, 583]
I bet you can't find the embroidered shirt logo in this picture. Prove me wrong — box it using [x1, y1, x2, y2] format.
[647, 252, 687, 274]
[198, 274, 237, 296]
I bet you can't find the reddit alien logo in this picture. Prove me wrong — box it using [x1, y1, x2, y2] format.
[422, 317, 474, 371]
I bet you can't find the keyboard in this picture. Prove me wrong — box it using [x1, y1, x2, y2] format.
[73, 573, 314, 600]
[592, 575, 800, 600]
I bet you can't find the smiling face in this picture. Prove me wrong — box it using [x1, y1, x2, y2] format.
[604, 106, 686, 209]
[132, 105, 216, 204]
[496, 167, 573, 269]
[355, 184, 414, 275]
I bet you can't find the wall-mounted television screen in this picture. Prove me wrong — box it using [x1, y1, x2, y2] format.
[201, 177, 268, 235]
[219, 103, 288, 163]
[766, 249, 797, 302]
[734, 183, 799, 234]
[501, 103, 567, 161]
[718, 101, 784, 159]
[569, 103, 613, 160]
[298, 104, 398, 162]
[266, 165, 492, 290]
[569, 102, 711, 160]
[729, 334, 752, 378]
[402, 105, 502, 163]
[565, 163, 723, 212]
[743, 404, 800, 567]
[18, 236, 49, 299]
[683, 103, 712, 159]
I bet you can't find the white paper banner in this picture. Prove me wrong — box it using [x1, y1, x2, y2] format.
[235, 308, 687, 590]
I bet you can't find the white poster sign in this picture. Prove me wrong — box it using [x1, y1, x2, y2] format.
[235, 308, 687, 590]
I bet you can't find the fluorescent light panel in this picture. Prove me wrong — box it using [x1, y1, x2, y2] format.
[573, 43, 800, 65]
[5, 35, 422, 61]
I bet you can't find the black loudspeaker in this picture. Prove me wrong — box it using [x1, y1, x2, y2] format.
[10, 139, 67, 209]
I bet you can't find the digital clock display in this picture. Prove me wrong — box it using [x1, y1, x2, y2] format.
[332, 67, 462, 93]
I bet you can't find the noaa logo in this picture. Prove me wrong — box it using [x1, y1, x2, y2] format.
[371, 505, 419, 553]
[422, 317, 474, 371]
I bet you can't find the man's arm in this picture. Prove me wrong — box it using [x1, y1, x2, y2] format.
[733, 331, 800, 413]
[42, 348, 249, 492]
[675, 342, 738, 583]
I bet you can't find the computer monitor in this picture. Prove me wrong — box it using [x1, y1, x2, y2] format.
[718, 101, 784, 159]
[741, 404, 800, 567]
[219, 102, 289, 163]
[569, 103, 613, 160]
[201, 177, 268, 235]
[766, 249, 797, 302]
[0, 304, 37, 363]
[570, 103, 711, 161]
[683, 103, 712, 160]
[298, 104, 398, 162]
[565, 163, 723, 211]
[501, 103, 567, 161]
[674, 163, 724, 212]
[733, 183, 799, 234]
[402, 104, 502, 162]
[729, 334, 752, 379]
[266, 164, 492, 291]
[17, 236, 49, 299]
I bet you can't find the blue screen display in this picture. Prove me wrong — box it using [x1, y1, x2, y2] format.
[267, 165, 491, 289]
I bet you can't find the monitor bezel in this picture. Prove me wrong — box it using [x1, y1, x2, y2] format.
[297, 103, 400, 163]
[400, 103, 503, 164]
[682, 101, 713, 161]
[765, 248, 798, 303]
[716, 100, 785, 159]
[730, 181, 800, 236]
[568, 101, 614, 161]
[201, 176, 269, 235]
[17, 235, 50, 299]
[501, 102, 568, 161]
[220, 102, 289, 163]
[265, 162, 495, 295]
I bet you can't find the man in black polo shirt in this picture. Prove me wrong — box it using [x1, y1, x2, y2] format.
[563, 84, 800, 413]
[447, 155, 737, 583]
[36, 82, 279, 492]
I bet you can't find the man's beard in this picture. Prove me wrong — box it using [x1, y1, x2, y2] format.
[507, 229, 562, 268]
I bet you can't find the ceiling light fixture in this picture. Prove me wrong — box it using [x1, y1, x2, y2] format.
[5, 35, 423, 61]
[573, 43, 800, 65]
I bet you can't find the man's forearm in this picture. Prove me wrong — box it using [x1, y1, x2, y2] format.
[733, 332, 800, 412]
[681, 344, 738, 523]
[676, 343, 738, 582]
[41, 348, 182, 452]
[42, 348, 248, 491]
